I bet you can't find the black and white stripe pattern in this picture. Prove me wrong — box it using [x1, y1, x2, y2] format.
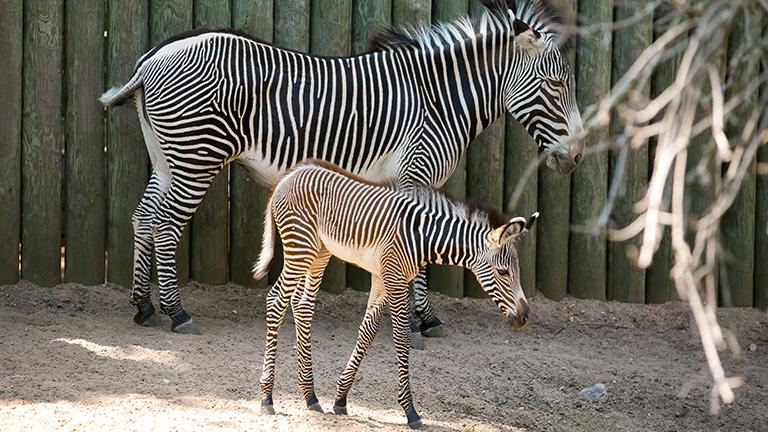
[100, 0, 581, 333]
[254, 160, 536, 427]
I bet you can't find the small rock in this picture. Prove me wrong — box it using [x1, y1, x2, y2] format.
[162, 379, 170, 384]
[578, 383, 607, 401]
[748, 343, 757, 352]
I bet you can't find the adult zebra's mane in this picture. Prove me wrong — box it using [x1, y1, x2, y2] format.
[369, 0, 570, 54]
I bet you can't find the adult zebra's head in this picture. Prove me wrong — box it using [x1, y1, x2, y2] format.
[472, 212, 539, 330]
[487, 0, 584, 174]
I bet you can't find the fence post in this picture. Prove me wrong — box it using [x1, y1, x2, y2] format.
[756, 12, 768, 310]
[22, 0, 64, 286]
[568, 0, 611, 301]
[189, 0, 232, 285]
[64, 0, 106, 285]
[0, 0, 23, 284]
[607, 1, 652, 303]
[311, 0, 353, 293]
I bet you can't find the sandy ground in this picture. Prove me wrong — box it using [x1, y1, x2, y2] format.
[1, 281, 766, 432]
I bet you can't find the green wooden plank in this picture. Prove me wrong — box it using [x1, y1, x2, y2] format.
[465, 120, 506, 298]
[756, 13, 768, 310]
[107, 0, 150, 288]
[190, 0, 231, 285]
[346, 0, 392, 292]
[504, 119, 537, 298]
[274, 0, 310, 52]
[393, 0, 431, 27]
[150, 0, 194, 286]
[0, 0, 23, 284]
[21, 0, 64, 286]
[568, 0, 611, 301]
[64, 0, 106, 285]
[427, 0, 467, 299]
[607, 1, 651, 303]
[721, 9, 760, 307]
[535, 0, 574, 301]
[311, 0, 352, 294]
[230, 0, 273, 288]
[645, 4, 681, 304]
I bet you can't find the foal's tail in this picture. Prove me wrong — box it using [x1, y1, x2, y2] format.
[99, 69, 143, 106]
[252, 196, 276, 281]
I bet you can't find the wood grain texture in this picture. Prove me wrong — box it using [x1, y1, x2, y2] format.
[721, 9, 760, 307]
[311, 0, 352, 293]
[568, 0, 611, 301]
[150, 0, 194, 285]
[504, 118, 537, 298]
[22, 0, 64, 286]
[0, 0, 23, 284]
[346, 0, 392, 292]
[190, 0, 231, 284]
[393, 0, 431, 28]
[607, 0, 651, 303]
[64, 0, 105, 284]
[535, 0, 574, 301]
[229, 0, 272, 288]
[106, 0, 149, 288]
[755, 13, 768, 310]
[645, 4, 681, 304]
[275, 0, 310, 52]
[426, 0, 467, 299]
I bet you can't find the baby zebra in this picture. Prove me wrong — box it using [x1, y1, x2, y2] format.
[253, 159, 536, 428]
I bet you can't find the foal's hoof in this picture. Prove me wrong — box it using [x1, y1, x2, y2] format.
[171, 310, 201, 335]
[420, 315, 447, 338]
[260, 404, 276, 415]
[333, 405, 348, 415]
[307, 402, 324, 413]
[408, 419, 423, 429]
[133, 302, 160, 327]
[406, 409, 423, 429]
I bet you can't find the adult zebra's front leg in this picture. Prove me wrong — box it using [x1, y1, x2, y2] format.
[152, 169, 220, 334]
[412, 268, 445, 337]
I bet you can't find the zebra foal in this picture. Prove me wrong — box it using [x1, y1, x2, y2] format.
[253, 160, 537, 428]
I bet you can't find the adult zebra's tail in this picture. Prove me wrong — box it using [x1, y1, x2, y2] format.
[252, 196, 276, 281]
[99, 69, 143, 106]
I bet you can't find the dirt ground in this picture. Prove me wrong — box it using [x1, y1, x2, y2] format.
[1, 281, 766, 432]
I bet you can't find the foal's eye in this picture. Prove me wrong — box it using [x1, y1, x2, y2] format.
[497, 268, 509, 276]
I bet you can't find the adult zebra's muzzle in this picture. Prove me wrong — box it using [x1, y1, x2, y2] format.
[547, 148, 582, 174]
[507, 299, 531, 330]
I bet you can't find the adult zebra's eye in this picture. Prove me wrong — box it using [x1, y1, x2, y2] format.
[548, 78, 564, 88]
[497, 268, 509, 276]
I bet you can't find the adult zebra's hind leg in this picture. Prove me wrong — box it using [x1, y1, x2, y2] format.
[413, 268, 446, 338]
[130, 171, 170, 327]
[334, 275, 387, 416]
[292, 249, 331, 413]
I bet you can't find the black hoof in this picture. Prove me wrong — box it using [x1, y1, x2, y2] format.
[133, 302, 160, 327]
[420, 315, 446, 338]
[406, 408, 422, 429]
[261, 395, 275, 415]
[333, 396, 347, 415]
[171, 310, 200, 335]
[306, 393, 323, 413]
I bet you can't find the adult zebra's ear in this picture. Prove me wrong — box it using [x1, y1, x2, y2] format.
[488, 217, 528, 246]
[510, 11, 547, 57]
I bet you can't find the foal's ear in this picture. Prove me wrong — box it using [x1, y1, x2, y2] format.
[487, 217, 528, 246]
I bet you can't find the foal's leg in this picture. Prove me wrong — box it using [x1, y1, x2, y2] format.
[130, 171, 170, 326]
[291, 248, 331, 413]
[389, 279, 422, 428]
[333, 275, 387, 415]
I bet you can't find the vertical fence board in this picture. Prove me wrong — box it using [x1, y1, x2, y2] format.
[311, 0, 353, 293]
[607, 1, 651, 303]
[64, 0, 106, 284]
[0, 0, 23, 284]
[347, 0, 392, 292]
[756, 14, 768, 309]
[504, 120, 537, 297]
[535, 0, 574, 301]
[229, 0, 273, 288]
[429, 0, 468, 299]
[107, 0, 149, 288]
[190, 0, 231, 285]
[150, 0, 193, 286]
[393, 0, 431, 27]
[646, 5, 681, 304]
[721, 10, 760, 307]
[568, 0, 611, 301]
[21, 0, 64, 286]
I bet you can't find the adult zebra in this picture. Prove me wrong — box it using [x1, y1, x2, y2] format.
[101, 0, 583, 334]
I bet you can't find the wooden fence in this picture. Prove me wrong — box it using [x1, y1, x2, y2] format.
[0, 0, 765, 307]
